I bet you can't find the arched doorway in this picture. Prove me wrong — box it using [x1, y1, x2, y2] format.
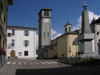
[11, 50, 15, 58]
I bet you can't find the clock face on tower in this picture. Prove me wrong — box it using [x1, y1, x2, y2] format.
[44, 18, 49, 22]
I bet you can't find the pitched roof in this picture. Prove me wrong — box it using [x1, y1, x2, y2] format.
[7, 25, 37, 30]
[90, 17, 100, 25]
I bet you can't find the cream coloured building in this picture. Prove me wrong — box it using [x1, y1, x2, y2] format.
[0, 0, 13, 69]
[42, 21, 79, 59]
[57, 32, 78, 58]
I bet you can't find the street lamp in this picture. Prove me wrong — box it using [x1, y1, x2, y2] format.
[68, 46, 72, 65]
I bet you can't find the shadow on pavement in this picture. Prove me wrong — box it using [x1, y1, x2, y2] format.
[15, 66, 100, 75]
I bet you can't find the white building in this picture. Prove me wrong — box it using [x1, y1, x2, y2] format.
[90, 18, 100, 55]
[7, 26, 37, 59]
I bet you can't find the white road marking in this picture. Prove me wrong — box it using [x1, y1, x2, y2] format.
[45, 62, 52, 64]
[34, 62, 39, 64]
[50, 61, 58, 64]
[23, 62, 27, 65]
[40, 62, 46, 64]
[18, 62, 22, 65]
[29, 62, 33, 65]
[6, 62, 11, 64]
[12, 62, 16, 65]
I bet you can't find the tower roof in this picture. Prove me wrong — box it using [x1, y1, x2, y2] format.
[38, 8, 52, 15]
[64, 20, 72, 27]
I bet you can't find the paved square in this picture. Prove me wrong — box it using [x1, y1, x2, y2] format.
[0, 59, 100, 75]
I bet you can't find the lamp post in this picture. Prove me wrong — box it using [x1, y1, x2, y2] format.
[76, 45, 78, 63]
[68, 46, 72, 65]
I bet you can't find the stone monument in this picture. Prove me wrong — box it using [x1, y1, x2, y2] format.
[79, 2, 97, 58]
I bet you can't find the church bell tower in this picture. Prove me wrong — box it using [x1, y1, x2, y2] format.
[38, 8, 52, 59]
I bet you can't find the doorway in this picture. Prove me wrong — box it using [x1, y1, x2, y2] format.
[11, 50, 15, 58]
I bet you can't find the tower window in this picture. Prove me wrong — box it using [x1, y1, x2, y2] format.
[44, 11, 47, 16]
[47, 11, 49, 16]
[69, 27, 71, 31]
[44, 11, 49, 16]
[44, 32, 45, 36]
[65, 28, 67, 32]
[48, 32, 49, 36]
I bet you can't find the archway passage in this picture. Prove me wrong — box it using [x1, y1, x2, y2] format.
[11, 50, 15, 58]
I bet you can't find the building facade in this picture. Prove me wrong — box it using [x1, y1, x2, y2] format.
[0, 0, 13, 69]
[90, 18, 100, 55]
[42, 39, 57, 59]
[7, 26, 37, 59]
[42, 21, 78, 59]
[57, 32, 78, 58]
[38, 8, 52, 59]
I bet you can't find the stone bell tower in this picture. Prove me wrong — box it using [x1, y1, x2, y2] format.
[38, 8, 52, 59]
[64, 20, 71, 33]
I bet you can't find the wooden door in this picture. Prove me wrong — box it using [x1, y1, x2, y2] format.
[11, 51, 15, 58]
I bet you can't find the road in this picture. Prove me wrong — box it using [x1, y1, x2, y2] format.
[0, 59, 100, 75]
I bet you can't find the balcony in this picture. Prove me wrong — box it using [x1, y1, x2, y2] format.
[8, 0, 13, 5]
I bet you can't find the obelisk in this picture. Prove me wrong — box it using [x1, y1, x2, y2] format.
[79, 2, 97, 58]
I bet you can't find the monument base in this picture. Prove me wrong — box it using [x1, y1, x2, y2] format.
[79, 53, 98, 58]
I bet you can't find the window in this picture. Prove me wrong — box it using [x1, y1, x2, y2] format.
[18, 52, 22, 56]
[97, 32, 99, 35]
[44, 32, 45, 36]
[0, 35, 1, 47]
[12, 30, 15, 35]
[48, 32, 49, 36]
[24, 40, 29, 47]
[47, 11, 49, 16]
[24, 51, 28, 56]
[44, 11, 49, 16]
[69, 27, 71, 31]
[1, 2, 3, 9]
[44, 11, 46, 16]
[24, 30, 29, 36]
[3, 40, 4, 48]
[8, 33, 11, 37]
[12, 40, 15, 46]
[65, 28, 67, 32]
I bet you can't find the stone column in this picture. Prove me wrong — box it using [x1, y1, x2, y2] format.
[79, 3, 97, 58]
